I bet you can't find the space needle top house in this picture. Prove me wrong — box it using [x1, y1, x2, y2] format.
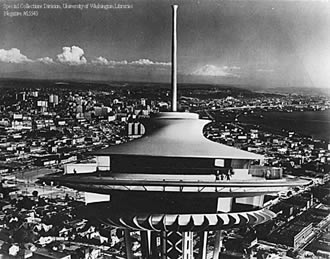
[42, 5, 310, 259]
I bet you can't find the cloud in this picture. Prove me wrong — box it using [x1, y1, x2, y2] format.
[129, 58, 170, 66]
[0, 47, 170, 69]
[57, 46, 87, 65]
[112, 60, 128, 65]
[91, 56, 109, 65]
[91, 57, 129, 66]
[130, 59, 154, 65]
[0, 48, 32, 63]
[257, 68, 274, 73]
[91, 57, 169, 67]
[37, 57, 54, 64]
[192, 64, 239, 77]
[109, 60, 128, 65]
[223, 65, 240, 70]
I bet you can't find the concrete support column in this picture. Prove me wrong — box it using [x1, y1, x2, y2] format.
[197, 231, 208, 259]
[124, 230, 134, 259]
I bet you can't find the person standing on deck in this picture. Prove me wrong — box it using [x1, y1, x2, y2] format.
[215, 170, 220, 181]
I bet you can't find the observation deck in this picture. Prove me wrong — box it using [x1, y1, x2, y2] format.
[44, 171, 309, 197]
[40, 112, 311, 211]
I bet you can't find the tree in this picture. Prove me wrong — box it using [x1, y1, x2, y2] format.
[32, 190, 38, 198]
[12, 227, 36, 244]
[38, 197, 46, 206]
[10, 198, 17, 206]
[17, 197, 34, 210]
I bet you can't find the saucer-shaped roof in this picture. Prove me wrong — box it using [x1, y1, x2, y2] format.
[93, 112, 263, 160]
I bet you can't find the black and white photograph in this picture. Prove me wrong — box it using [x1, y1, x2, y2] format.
[0, 0, 329, 258]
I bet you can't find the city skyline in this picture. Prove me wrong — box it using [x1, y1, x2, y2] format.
[0, 2, 329, 257]
[0, 77, 329, 259]
[1, 0, 329, 88]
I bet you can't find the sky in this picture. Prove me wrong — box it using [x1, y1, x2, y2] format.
[0, 0, 329, 88]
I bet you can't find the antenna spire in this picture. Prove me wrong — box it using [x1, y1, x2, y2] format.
[171, 5, 178, 112]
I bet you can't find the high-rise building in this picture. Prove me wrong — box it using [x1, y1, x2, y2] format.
[141, 98, 147, 106]
[16, 92, 26, 101]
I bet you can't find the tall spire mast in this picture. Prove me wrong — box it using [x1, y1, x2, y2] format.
[171, 5, 178, 112]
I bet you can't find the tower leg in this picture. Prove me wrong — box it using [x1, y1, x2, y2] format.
[197, 231, 208, 259]
[182, 232, 194, 259]
[140, 231, 150, 259]
[213, 230, 223, 259]
[160, 231, 195, 259]
[124, 230, 134, 259]
[150, 231, 158, 258]
[160, 231, 167, 259]
[164, 231, 183, 259]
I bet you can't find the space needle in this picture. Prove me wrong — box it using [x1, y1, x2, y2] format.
[41, 5, 311, 259]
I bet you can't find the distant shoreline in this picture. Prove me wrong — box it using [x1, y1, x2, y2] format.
[238, 110, 330, 142]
